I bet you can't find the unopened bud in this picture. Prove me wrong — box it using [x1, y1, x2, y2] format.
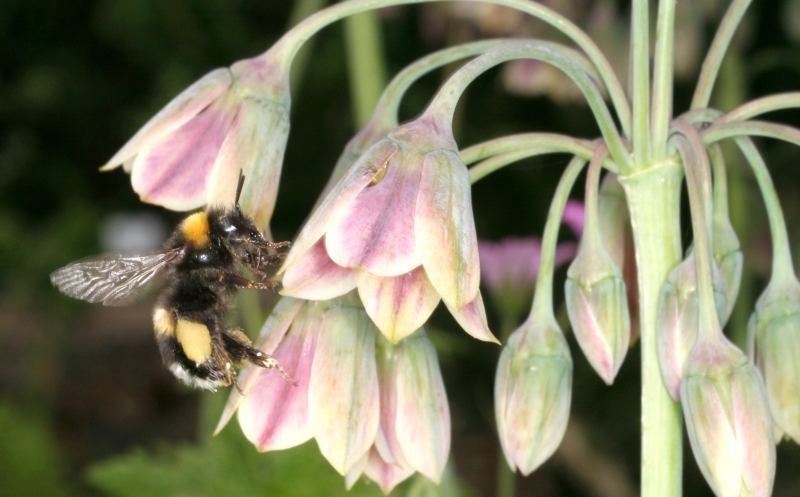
[657, 252, 727, 400]
[495, 315, 572, 475]
[748, 279, 800, 443]
[712, 214, 743, 324]
[565, 243, 630, 384]
[682, 336, 775, 497]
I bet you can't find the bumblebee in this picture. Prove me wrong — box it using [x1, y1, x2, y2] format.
[51, 173, 293, 391]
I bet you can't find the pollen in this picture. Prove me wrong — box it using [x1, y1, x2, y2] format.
[180, 212, 211, 249]
[175, 319, 213, 363]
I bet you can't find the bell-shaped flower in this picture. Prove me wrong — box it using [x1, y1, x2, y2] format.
[220, 294, 453, 490]
[221, 294, 380, 475]
[346, 330, 450, 493]
[681, 334, 775, 497]
[280, 113, 496, 344]
[657, 252, 727, 400]
[495, 314, 572, 475]
[748, 278, 800, 443]
[565, 239, 630, 384]
[101, 52, 291, 229]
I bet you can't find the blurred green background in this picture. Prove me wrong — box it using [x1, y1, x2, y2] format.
[4, 0, 800, 495]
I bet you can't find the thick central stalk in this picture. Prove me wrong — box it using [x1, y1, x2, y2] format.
[619, 161, 683, 497]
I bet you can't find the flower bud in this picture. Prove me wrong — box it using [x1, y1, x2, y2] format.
[495, 315, 572, 475]
[748, 279, 800, 443]
[682, 336, 775, 497]
[565, 243, 630, 384]
[712, 213, 743, 324]
[657, 252, 727, 400]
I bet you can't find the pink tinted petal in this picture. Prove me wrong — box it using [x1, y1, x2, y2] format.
[131, 99, 237, 210]
[309, 307, 380, 475]
[280, 239, 358, 300]
[494, 341, 520, 470]
[208, 98, 290, 229]
[364, 448, 415, 494]
[561, 200, 585, 237]
[358, 267, 440, 343]
[101, 68, 232, 170]
[375, 339, 408, 469]
[281, 140, 399, 273]
[345, 452, 370, 490]
[733, 368, 775, 497]
[566, 282, 615, 383]
[395, 332, 450, 483]
[326, 149, 422, 276]
[215, 297, 304, 434]
[415, 150, 480, 309]
[237, 307, 317, 451]
[444, 291, 500, 343]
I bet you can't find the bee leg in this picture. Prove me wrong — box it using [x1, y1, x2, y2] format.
[220, 273, 280, 291]
[220, 331, 296, 386]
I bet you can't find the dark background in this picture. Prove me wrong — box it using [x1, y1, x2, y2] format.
[3, 0, 800, 496]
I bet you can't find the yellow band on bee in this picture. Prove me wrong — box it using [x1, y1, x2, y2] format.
[152, 307, 176, 336]
[181, 212, 211, 249]
[175, 319, 212, 363]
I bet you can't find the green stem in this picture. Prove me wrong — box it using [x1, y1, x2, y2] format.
[690, 0, 753, 109]
[631, 0, 651, 164]
[733, 138, 796, 285]
[287, 0, 328, 94]
[618, 160, 683, 497]
[425, 42, 631, 172]
[671, 120, 712, 232]
[672, 136, 721, 336]
[581, 145, 609, 253]
[530, 156, 588, 320]
[266, 0, 631, 136]
[461, 133, 596, 166]
[344, 11, 388, 127]
[718, 92, 800, 123]
[702, 120, 800, 149]
[650, 0, 676, 160]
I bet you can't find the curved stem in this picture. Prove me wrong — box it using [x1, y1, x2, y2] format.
[267, 0, 631, 136]
[708, 144, 731, 223]
[671, 120, 712, 232]
[631, 0, 651, 164]
[691, 0, 753, 109]
[460, 133, 596, 165]
[733, 138, 796, 286]
[425, 42, 632, 172]
[672, 135, 722, 337]
[717, 92, 800, 124]
[702, 120, 800, 149]
[469, 148, 585, 184]
[580, 145, 610, 253]
[650, 0, 676, 160]
[530, 156, 589, 319]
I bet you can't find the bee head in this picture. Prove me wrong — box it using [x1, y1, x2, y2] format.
[220, 209, 266, 245]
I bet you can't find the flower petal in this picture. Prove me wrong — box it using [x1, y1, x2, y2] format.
[733, 367, 775, 497]
[358, 267, 440, 343]
[207, 98, 290, 230]
[130, 97, 238, 210]
[309, 307, 380, 475]
[326, 149, 423, 276]
[444, 291, 500, 343]
[215, 297, 304, 434]
[237, 304, 318, 451]
[363, 448, 415, 494]
[281, 140, 399, 273]
[280, 239, 358, 300]
[101, 68, 232, 171]
[415, 149, 480, 309]
[394, 331, 451, 483]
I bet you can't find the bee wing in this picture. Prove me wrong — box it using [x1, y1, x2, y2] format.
[50, 248, 185, 306]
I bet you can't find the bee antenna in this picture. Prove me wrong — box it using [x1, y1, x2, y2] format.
[235, 169, 245, 211]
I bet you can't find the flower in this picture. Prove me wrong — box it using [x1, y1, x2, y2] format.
[218, 295, 451, 493]
[101, 52, 291, 229]
[495, 314, 572, 475]
[279, 114, 496, 344]
[681, 334, 775, 497]
[748, 278, 800, 443]
[657, 252, 728, 400]
[565, 238, 630, 385]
